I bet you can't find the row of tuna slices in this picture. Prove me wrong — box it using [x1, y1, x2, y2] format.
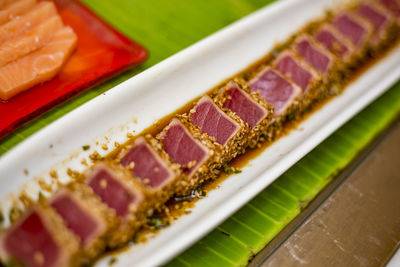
[1, 0, 400, 266]
[246, 0, 398, 126]
[0, 135, 185, 266]
[146, 0, 393, 206]
[151, 0, 400, 217]
[0, 0, 78, 100]
[0, 162, 153, 266]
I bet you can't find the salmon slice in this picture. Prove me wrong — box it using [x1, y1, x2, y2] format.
[0, 15, 64, 67]
[0, 0, 14, 9]
[0, 1, 57, 44]
[0, 26, 78, 100]
[0, 0, 36, 25]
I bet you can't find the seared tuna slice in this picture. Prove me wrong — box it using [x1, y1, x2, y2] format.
[274, 51, 321, 109]
[119, 135, 184, 202]
[315, 24, 353, 60]
[294, 35, 334, 74]
[159, 118, 221, 193]
[294, 35, 344, 94]
[332, 12, 372, 49]
[160, 119, 210, 176]
[249, 67, 301, 120]
[121, 136, 177, 189]
[85, 162, 149, 247]
[274, 51, 317, 93]
[50, 184, 116, 263]
[214, 81, 273, 146]
[222, 82, 270, 129]
[191, 95, 240, 146]
[356, 2, 393, 46]
[87, 163, 143, 217]
[0, 205, 79, 267]
[189, 95, 249, 162]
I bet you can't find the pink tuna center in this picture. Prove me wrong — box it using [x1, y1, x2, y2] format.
[4, 211, 60, 267]
[190, 98, 239, 146]
[275, 55, 313, 92]
[223, 86, 267, 128]
[249, 69, 295, 114]
[295, 39, 331, 73]
[161, 122, 207, 175]
[333, 14, 366, 47]
[379, 0, 400, 17]
[357, 4, 387, 33]
[121, 141, 172, 188]
[88, 169, 138, 217]
[51, 194, 102, 246]
[315, 29, 348, 58]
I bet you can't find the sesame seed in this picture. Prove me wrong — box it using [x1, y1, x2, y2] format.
[49, 170, 58, 179]
[34, 251, 44, 265]
[129, 162, 135, 169]
[100, 179, 107, 189]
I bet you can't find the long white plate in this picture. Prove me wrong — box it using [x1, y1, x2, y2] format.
[1, 0, 400, 266]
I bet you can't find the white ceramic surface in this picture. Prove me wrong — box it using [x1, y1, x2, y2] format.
[387, 248, 400, 267]
[0, 0, 399, 266]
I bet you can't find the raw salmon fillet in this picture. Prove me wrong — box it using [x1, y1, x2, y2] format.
[0, 0, 14, 9]
[0, 26, 77, 100]
[0, 1, 57, 44]
[0, 15, 63, 67]
[0, 0, 36, 25]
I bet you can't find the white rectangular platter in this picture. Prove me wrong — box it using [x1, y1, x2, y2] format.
[1, 0, 400, 266]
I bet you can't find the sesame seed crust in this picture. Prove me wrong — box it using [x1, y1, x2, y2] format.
[55, 183, 118, 264]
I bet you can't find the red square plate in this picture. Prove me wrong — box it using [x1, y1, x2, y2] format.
[0, 0, 148, 138]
